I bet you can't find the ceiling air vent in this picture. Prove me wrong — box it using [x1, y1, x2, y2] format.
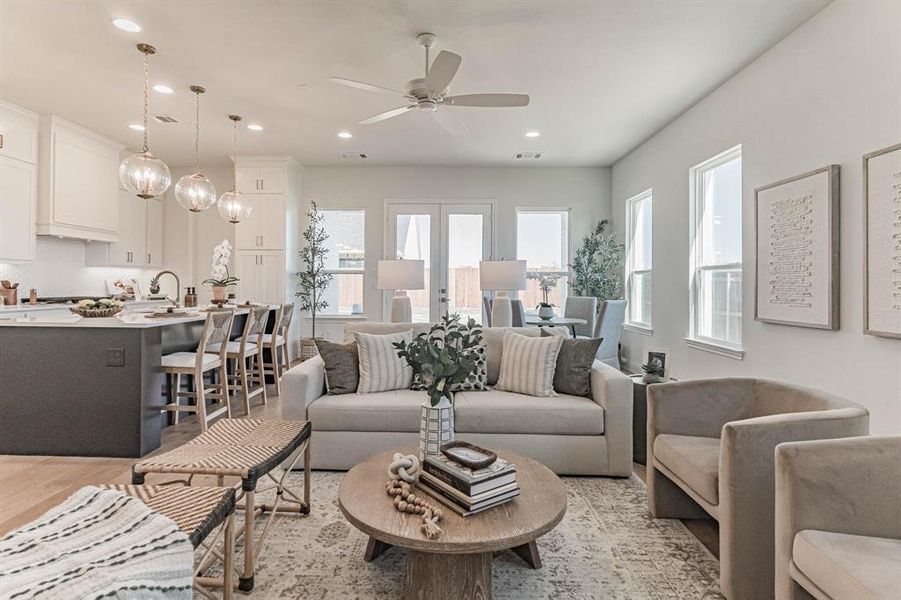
[153, 115, 179, 123]
[341, 152, 368, 160]
[513, 152, 542, 160]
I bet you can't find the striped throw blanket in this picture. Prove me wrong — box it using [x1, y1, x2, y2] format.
[0, 486, 193, 599]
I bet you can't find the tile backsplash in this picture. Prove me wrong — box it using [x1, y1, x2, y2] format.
[0, 237, 157, 298]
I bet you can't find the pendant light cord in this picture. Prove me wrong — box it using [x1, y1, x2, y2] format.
[194, 90, 201, 172]
[142, 51, 150, 153]
[232, 119, 238, 191]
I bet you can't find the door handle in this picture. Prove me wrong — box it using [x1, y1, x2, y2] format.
[147, 253, 151, 264]
[127, 251, 131, 263]
[260, 178, 264, 191]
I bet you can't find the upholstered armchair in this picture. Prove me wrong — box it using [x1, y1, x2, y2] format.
[646, 378, 869, 600]
[775, 436, 901, 600]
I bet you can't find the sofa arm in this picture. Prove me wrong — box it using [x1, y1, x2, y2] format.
[590, 360, 632, 476]
[719, 409, 869, 600]
[647, 378, 756, 441]
[774, 436, 899, 599]
[279, 355, 327, 420]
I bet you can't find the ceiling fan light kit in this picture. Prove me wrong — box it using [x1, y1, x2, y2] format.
[330, 32, 530, 134]
[175, 85, 217, 213]
[119, 43, 172, 200]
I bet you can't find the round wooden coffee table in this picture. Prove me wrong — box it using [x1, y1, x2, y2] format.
[338, 449, 567, 600]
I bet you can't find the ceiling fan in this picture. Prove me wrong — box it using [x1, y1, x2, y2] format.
[329, 33, 529, 133]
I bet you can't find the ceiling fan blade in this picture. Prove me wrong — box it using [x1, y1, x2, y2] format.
[424, 50, 462, 93]
[432, 109, 469, 136]
[329, 76, 407, 97]
[358, 105, 415, 125]
[445, 93, 530, 107]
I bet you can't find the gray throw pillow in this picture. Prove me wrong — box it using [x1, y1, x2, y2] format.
[542, 330, 603, 396]
[314, 339, 359, 395]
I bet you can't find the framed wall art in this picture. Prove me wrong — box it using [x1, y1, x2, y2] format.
[754, 165, 840, 329]
[863, 143, 901, 338]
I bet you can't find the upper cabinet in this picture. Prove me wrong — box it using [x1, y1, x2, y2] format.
[0, 102, 39, 262]
[235, 165, 285, 194]
[86, 193, 164, 268]
[37, 115, 122, 242]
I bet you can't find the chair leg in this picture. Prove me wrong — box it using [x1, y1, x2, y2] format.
[240, 355, 251, 416]
[257, 348, 268, 405]
[280, 340, 290, 373]
[195, 370, 208, 432]
[173, 373, 182, 424]
[220, 363, 232, 419]
[270, 343, 281, 397]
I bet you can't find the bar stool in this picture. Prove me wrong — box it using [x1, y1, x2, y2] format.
[161, 310, 234, 432]
[248, 302, 293, 396]
[209, 304, 269, 416]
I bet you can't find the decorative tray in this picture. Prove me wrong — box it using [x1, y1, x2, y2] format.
[70, 306, 123, 318]
[439, 441, 498, 469]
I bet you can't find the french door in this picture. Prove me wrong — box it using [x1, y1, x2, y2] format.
[385, 201, 493, 323]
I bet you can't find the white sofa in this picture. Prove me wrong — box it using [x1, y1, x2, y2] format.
[282, 322, 633, 476]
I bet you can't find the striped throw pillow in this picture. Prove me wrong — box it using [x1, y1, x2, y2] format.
[495, 329, 565, 397]
[355, 331, 414, 393]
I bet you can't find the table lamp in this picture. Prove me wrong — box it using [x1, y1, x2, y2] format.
[378, 259, 425, 322]
[479, 259, 527, 327]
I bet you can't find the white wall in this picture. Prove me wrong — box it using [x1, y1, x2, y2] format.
[300, 166, 611, 339]
[610, 0, 901, 433]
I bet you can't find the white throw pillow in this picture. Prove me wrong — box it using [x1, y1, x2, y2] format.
[355, 331, 414, 393]
[495, 329, 565, 397]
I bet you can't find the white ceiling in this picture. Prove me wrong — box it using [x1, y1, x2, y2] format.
[1, 0, 827, 167]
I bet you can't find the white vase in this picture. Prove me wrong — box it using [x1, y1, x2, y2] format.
[419, 394, 454, 460]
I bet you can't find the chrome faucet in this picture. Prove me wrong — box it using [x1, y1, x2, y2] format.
[149, 270, 181, 307]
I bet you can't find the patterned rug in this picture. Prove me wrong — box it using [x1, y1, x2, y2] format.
[232, 471, 723, 599]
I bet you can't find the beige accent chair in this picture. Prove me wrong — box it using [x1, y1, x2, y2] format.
[646, 378, 869, 600]
[775, 436, 901, 600]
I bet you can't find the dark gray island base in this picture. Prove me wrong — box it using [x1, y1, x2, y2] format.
[0, 311, 252, 458]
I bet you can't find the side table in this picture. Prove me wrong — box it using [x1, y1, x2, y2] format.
[629, 375, 676, 465]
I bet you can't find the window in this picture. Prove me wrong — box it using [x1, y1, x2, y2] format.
[320, 209, 365, 315]
[689, 145, 743, 351]
[516, 209, 569, 310]
[625, 190, 653, 329]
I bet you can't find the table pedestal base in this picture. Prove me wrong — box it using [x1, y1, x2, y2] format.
[405, 551, 491, 600]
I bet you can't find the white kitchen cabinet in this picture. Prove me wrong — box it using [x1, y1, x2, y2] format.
[235, 250, 285, 305]
[86, 192, 164, 268]
[0, 102, 38, 262]
[37, 116, 121, 242]
[235, 194, 285, 250]
[235, 165, 285, 194]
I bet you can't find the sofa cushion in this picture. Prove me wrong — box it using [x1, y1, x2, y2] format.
[482, 327, 544, 385]
[542, 331, 603, 397]
[653, 434, 720, 505]
[308, 389, 424, 432]
[495, 329, 564, 397]
[342, 322, 431, 343]
[355, 331, 413, 393]
[314, 339, 359, 395]
[454, 390, 604, 436]
[792, 530, 901, 600]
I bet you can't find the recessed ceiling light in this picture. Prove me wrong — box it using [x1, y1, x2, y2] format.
[337, 131, 353, 139]
[525, 131, 541, 138]
[152, 84, 173, 94]
[112, 18, 141, 33]
[128, 123, 145, 131]
[247, 124, 263, 131]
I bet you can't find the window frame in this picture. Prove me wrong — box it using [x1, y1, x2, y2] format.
[687, 144, 744, 357]
[318, 208, 366, 316]
[624, 189, 653, 332]
[514, 207, 571, 304]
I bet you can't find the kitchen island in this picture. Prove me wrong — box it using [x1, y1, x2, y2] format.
[0, 307, 265, 458]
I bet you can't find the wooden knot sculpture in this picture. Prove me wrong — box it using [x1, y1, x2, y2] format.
[386, 453, 442, 539]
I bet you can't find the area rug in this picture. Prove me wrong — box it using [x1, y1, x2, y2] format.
[231, 472, 723, 599]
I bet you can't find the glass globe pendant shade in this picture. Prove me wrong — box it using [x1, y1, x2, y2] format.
[217, 190, 252, 224]
[119, 151, 172, 199]
[175, 173, 217, 212]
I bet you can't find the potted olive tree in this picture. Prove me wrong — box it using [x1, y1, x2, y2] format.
[295, 201, 333, 359]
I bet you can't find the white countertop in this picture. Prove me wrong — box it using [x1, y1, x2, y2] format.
[0, 299, 168, 314]
[0, 305, 255, 328]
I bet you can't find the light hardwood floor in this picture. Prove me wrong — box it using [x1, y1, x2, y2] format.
[0, 384, 719, 558]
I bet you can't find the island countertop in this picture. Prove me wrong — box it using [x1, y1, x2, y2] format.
[0, 307, 252, 328]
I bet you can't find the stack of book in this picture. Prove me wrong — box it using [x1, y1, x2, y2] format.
[419, 454, 518, 516]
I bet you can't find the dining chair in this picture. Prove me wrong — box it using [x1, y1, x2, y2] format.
[564, 296, 598, 338]
[161, 310, 234, 432]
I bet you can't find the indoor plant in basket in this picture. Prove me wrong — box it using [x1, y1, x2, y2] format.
[295, 201, 333, 360]
[394, 314, 484, 458]
[202, 239, 239, 302]
[72, 298, 125, 318]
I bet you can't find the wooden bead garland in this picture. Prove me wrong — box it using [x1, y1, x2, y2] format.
[385, 479, 444, 539]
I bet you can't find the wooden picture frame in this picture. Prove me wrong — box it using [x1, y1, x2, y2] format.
[863, 143, 901, 338]
[754, 165, 840, 329]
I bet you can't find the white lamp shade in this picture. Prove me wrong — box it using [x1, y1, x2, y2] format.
[378, 259, 425, 290]
[479, 260, 527, 291]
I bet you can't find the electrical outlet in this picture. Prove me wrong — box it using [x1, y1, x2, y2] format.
[106, 348, 125, 367]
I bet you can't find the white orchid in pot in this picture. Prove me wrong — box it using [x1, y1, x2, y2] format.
[202, 239, 239, 302]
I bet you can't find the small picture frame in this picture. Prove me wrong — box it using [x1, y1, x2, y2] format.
[645, 348, 671, 380]
[105, 278, 141, 300]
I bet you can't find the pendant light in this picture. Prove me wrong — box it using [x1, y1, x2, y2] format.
[174, 85, 217, 212]
[119, 43, 171, 199]
[217, 115, 252, 224]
